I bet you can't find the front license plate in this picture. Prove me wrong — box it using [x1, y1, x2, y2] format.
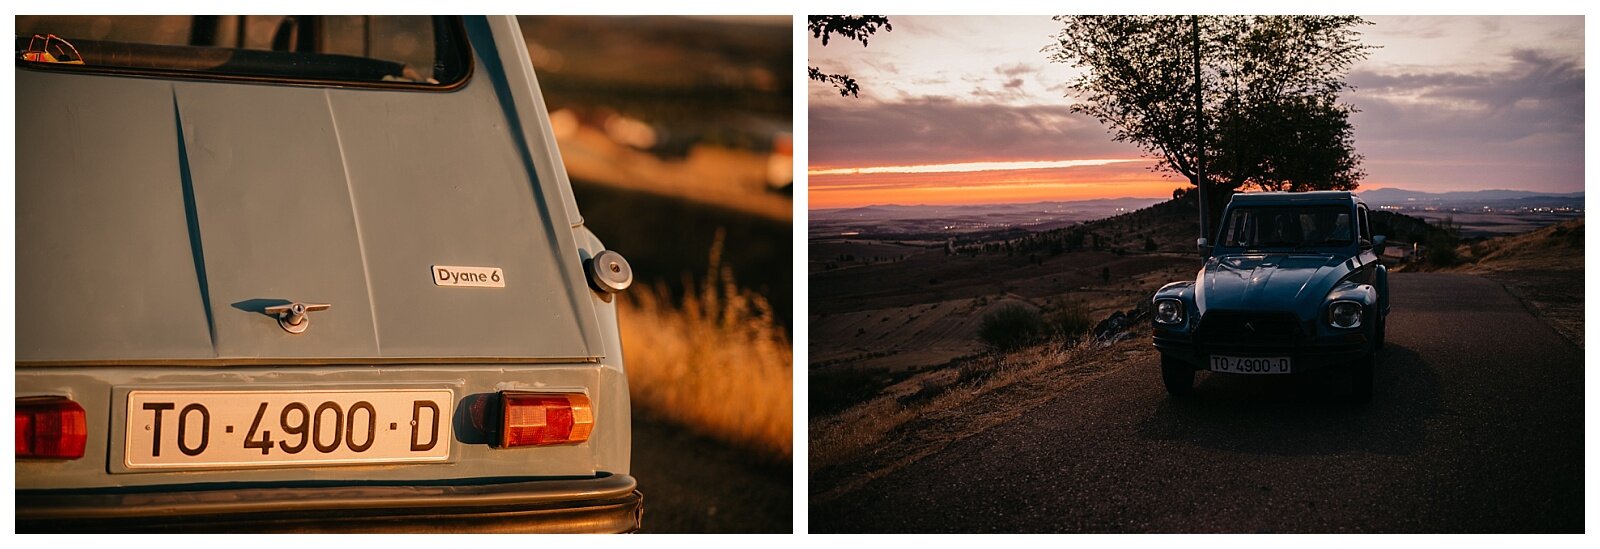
[124, 390, 453, 470]
[1209, 355, 1292, 374]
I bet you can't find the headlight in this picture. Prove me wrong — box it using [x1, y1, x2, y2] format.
[1328, 300, 1363, 329]
[1155, 299, 1185, 324]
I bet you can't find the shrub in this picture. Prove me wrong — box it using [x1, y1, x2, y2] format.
[1048, 304, 1094, 340]
[978, 303, 1047, 351]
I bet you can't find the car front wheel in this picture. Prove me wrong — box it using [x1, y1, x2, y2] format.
[1161, 355, 1194, 397]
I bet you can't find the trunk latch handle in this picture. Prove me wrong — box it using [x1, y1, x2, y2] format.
[263, 302, 331, 334]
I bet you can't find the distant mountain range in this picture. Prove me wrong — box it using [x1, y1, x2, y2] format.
[809, 189, 1582, 239]
[809, 197, 1167, 238]
[812, 197, 1166, 220]
[816, 188, 1585, 220]
[1357, 188, 1583, 209]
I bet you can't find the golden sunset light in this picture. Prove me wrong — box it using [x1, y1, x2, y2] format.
[808, 158, 1139, 176]
[808, 162, 1176, 209]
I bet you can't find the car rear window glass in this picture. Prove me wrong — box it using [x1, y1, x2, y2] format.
[15, 15, 468, 87]
[1221, 205, 1354, 248]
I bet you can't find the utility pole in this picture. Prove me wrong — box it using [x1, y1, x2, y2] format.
[1193, 15, 1208, 244]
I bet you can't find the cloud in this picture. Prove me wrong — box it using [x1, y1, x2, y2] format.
[1347, 48, 1583, 192]
[809, 97, 1145, 168]
[809, 158, 1137, 176]
[1351, 50, 1582, 121]
[995, 62, 1036, 77]
[1003, 77, 1025, 89]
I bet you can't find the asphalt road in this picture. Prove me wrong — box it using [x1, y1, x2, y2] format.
[811, 273, 1585, 533]
[631, 415, 793, 533]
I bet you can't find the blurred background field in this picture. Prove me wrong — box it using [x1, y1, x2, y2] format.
[523, 15, 793, 324]
[517, 15, 792, 532]
[620, 235, 793, 458]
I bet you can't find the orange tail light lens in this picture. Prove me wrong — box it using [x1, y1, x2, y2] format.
[499, 392, 593, 447]
[17, 397, 87, 459]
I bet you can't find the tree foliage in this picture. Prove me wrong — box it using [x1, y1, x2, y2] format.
[808, 16, 892, 97]
[1045, 16, 1374, 220]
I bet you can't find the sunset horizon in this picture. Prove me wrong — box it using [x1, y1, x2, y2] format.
[807, 157, 1575, 210]
[808, 15, 1584, 210]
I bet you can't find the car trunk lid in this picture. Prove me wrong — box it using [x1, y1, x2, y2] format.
[16, 70, 603, 363]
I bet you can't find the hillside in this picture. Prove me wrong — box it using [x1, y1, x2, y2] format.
[1459, 218, 1584, 273]
[1016, 192, 1448, 256]
[1451, 218, 1584, 347]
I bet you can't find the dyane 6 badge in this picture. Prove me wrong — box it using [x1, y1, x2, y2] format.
[432, 265, 505, 288]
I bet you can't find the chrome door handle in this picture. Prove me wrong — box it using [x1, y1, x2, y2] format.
[263, 302, 331, 334]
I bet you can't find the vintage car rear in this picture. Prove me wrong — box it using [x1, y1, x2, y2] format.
[1151, 191, 1389, 400]
[15, 15, 641, 532]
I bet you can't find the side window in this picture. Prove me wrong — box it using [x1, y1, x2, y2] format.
[1357, 206, 1372, 243]
[1222, 210, 1250, 246]
[16, 15, 468, 88]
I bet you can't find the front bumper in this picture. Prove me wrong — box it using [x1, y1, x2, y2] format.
[16, 474, 642, 533]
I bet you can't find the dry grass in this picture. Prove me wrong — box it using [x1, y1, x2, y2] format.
[1457, 217, 1584, 273]
[809, 337, 1082, 473]
[809, 336, 1143, 502]
[617, 236, 793, 459]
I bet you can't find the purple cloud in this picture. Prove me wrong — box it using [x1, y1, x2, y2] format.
[1348, 49, 1583, 192]
[809, 97, 1144, 168]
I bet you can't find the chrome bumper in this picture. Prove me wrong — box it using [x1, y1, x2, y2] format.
[17, 474, 643, 533]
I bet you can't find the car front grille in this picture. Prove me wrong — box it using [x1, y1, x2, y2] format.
[1195, 310, 1302, 349]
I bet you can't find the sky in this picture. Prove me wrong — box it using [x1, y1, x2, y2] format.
[806, 15, 1585, 209]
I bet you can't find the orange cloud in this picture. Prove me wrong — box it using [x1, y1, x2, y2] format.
[809, 163, 1185, 209]
[808, 158, 1139, 176]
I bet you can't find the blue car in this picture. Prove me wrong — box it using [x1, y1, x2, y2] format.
[15, 16, 641, 532]
[1151, 191, 1390, 400]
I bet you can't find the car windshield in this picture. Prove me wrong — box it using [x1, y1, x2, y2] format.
[1219, 205, 1354, 249]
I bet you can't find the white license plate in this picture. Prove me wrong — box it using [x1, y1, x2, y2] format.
[1209, 355, 1292, 374]
[124, 390, 453, 470]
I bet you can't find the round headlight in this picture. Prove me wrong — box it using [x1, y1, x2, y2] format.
[1329, 301, 1363, 329]
[1155, 299, 1184, 324]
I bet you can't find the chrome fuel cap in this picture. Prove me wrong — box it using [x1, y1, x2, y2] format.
[586, 250, 633, 296]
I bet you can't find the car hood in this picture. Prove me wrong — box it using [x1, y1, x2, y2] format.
[1198, 253, 1355, 316]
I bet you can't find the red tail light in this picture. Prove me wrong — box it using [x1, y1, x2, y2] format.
[17, 397, 87, 459]
[499, 392, 592, 447]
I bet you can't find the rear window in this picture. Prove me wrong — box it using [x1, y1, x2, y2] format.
[16, 15, 469, 88]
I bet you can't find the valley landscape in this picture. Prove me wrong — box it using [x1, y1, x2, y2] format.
[808, 190, 1585, 525]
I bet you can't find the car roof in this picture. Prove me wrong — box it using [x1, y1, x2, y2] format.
[1226, 190, 1364, 208]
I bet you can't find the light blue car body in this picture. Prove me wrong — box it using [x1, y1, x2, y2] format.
[15, 16, 640, 532]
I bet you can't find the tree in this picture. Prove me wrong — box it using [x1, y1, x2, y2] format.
[808, 16, 892, 97]
[1045, 16, 1374, 229]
